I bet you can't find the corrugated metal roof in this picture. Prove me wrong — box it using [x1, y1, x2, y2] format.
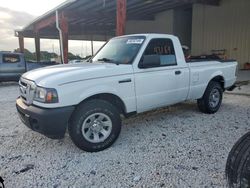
[18, 0, 220, 41]
[22, 0, 77, 31]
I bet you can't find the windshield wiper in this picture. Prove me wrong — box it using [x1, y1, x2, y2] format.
[97, 58, 119, 65]
[98, 58, 112, 62]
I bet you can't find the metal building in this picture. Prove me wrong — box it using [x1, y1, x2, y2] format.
[16, 0, 250, 68]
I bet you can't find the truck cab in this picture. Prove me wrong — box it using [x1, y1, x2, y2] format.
[130, 35, 190, 112]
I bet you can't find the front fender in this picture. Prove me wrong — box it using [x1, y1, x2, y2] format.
[56, 77, 136, 113]
[78, 85, 120, 103]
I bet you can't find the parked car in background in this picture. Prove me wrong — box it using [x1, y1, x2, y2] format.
[16, 34, 238, 152]
[68, 59, 86, 64]
[0, 52, 57, 81]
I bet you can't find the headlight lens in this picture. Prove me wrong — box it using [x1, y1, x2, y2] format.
[34, 87, 59, 103]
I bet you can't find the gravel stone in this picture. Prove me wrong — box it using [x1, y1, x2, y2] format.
[15, 164, 34, 174]
[90, 170, 96, 175]
[192, 167, 199, 171]
[0, 82, 250, 187]
[133, 176, 141, 182]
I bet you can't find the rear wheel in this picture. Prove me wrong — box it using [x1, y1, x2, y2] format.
[197, 81, 223, 114]
[69, 99, 121, 152]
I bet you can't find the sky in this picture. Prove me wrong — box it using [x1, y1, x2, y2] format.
[0, 0, 105, 57]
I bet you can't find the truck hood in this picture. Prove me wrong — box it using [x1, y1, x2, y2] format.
[22, 62, 133, 87]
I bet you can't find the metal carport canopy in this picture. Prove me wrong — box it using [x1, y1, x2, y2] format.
[17, 0, 220, 41]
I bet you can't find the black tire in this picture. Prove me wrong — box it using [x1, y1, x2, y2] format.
[226, 132, 250, 188]
[197, 81, 223, 114]
[69, 99, 121, 152]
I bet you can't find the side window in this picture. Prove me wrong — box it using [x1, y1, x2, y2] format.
[2, 54, 20, 63]
[141, 38, 177, 68]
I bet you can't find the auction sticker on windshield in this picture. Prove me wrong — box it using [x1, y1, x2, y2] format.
[126, 39, 144, 44]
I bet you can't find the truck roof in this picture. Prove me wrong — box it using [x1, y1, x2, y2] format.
[114, 33, 177, 39]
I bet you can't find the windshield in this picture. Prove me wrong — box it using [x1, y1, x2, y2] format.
[92, 36, 145, 64]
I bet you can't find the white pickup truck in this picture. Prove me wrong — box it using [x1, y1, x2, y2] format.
[16, 34, 237, 152]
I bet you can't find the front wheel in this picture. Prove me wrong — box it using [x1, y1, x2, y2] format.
[69, 99, 121, 152]
[197, 81, 223, 114]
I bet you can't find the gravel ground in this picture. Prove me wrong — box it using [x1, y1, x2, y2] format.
[0, 82, 250, 188]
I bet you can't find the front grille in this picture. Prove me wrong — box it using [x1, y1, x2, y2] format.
[20, 80, 27, 87]
[19, 78, 36, 105]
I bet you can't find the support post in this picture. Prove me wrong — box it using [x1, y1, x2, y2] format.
[56, 11, 69, 64]
[116, 0, 127, 36]
[62, 30, 68, 64]
[35, 34, 40, 62]
[59, 12, 69, 64]
[18, 35, 24, 53]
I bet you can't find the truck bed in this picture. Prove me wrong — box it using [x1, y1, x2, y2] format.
[186, 59, 237, 100]
[186, 59, 236, 63]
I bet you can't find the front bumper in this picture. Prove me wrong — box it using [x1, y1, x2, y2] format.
[16, 97, 75, 139]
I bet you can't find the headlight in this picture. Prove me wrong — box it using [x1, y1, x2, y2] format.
[34, 87, 59, 103]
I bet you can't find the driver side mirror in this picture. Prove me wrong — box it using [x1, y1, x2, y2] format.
[139, 55, 160, 68]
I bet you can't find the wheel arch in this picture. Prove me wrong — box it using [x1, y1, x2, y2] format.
[209, 75, 225, 91]
[197, 75, 224, 114]
[77, 93, 127, 115]
[199, 74, 225, 100]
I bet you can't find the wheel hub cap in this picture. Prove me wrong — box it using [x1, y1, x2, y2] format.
[81, 113, 112, 143]
[91, 120, 102, 132]
[209, 88, 220, 108]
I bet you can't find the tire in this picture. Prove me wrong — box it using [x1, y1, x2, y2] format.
[69, 99, 121, 152]
[197, 81, 223, 114]
[226, 132, 250, 188]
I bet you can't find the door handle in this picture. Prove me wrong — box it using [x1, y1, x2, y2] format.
[118, 78, 131, 83]
[175, 70, 181, 75]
